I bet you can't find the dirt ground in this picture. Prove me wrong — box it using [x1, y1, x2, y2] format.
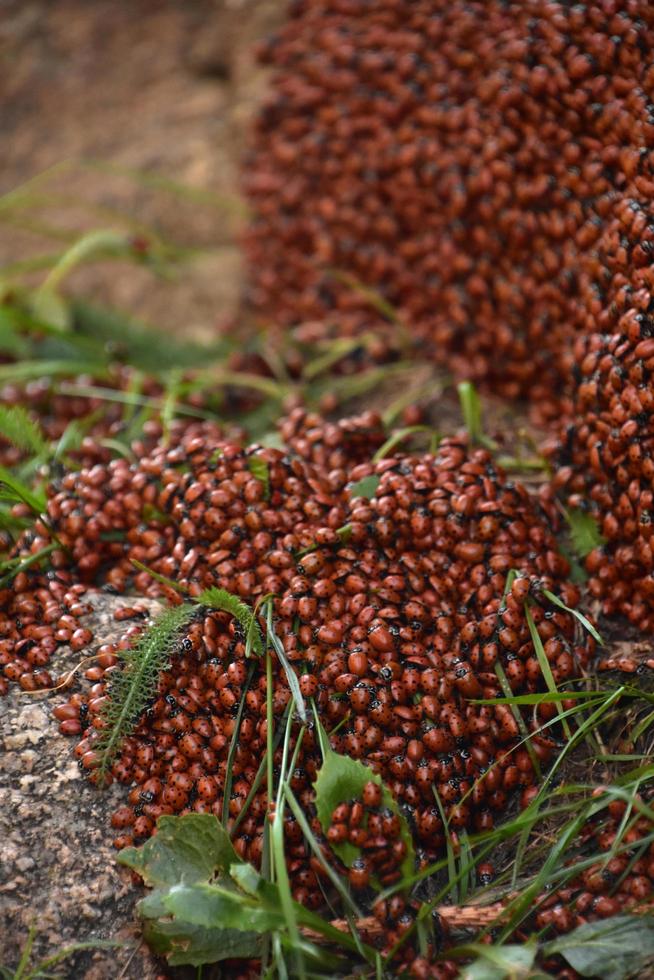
[0, 0, 283, 338]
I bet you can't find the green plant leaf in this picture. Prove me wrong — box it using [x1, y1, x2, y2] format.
[143, 917, 259, 967]
[22, 941, 121, 980]
[38, 229, 129, 294]
[119, 814, 259, 966]
[247, 453, 270, 500]
[313, 746, 415, 878]
[96, 603, 196, 778]
[53, 417, 92, 461]
[198, 587, 264, 657]
[336, 523, 352, 543]
[118, 813, 240, 887]
[0, 465, 46, 514]
[71, 301, 232, 374]
[326, 269, 399, 324]
[230, 861, 265, 897]
[163, 882, 286, 933]
[347, 474, 380, 500]
[460, 943, 537, 980]
[564, 507, 605, 559]
[0, 307, 32, 358]
[544, 915, 654, 979]
[29, 288, 71, 331]
[0, 406, 46, 457]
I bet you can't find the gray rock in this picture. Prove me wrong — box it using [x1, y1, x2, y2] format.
[0, 592, 165, 979]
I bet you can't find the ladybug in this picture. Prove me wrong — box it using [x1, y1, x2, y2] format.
[162, 785, 189, 811]
[348, 857, 370, 889]
[327, 822, 348, 844]
[381, 809, 401, 838]
[362, 780, 382, 808]
[476, 862, 495, 885]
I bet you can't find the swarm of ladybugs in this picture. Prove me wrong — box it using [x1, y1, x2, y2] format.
[548, 328, 654, 632]
[1, 405, 618, 972]
[326, 783, 407, 891]
[244, 0, 654, 420]
[242, 0, 654, 643]
[4, 0, 654, 969]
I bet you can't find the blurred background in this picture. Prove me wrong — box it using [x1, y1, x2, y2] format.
[0, 0, 282, 339]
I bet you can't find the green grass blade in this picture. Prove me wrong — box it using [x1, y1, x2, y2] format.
[525, 605, 571, 739]
[542, 588, 603, 645]
[372, 425, 437, 462]
[457, 381, 497, 449]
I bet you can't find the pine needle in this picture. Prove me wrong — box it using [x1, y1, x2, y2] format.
[95, 604, 196, 780]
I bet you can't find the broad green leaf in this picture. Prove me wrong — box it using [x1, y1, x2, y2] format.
[313, 747, 415, 878]
[163, 882, 286, 933]
[118, 813, 239, 887]
[564, 507, 605, 559]
[544, 914, 654, 980]
[142, 918, 259, 967]
[347, 474, 380, 500]
[230, 862, 264, 897]
[461, 943, 537, 980]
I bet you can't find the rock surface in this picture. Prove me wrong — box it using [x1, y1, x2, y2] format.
[0, 593, 166, 979]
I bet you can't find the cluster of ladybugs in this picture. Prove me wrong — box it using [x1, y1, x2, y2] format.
[326, 783, 408, 891]
[242, 0, 654, 643]
[549, 328, 654, 632]
[244, 1, 654, 419]
[0, 407, 616, 957]
[0, 395, 652, 974]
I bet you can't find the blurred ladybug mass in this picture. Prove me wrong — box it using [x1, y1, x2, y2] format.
[5, 1, 654, 976]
